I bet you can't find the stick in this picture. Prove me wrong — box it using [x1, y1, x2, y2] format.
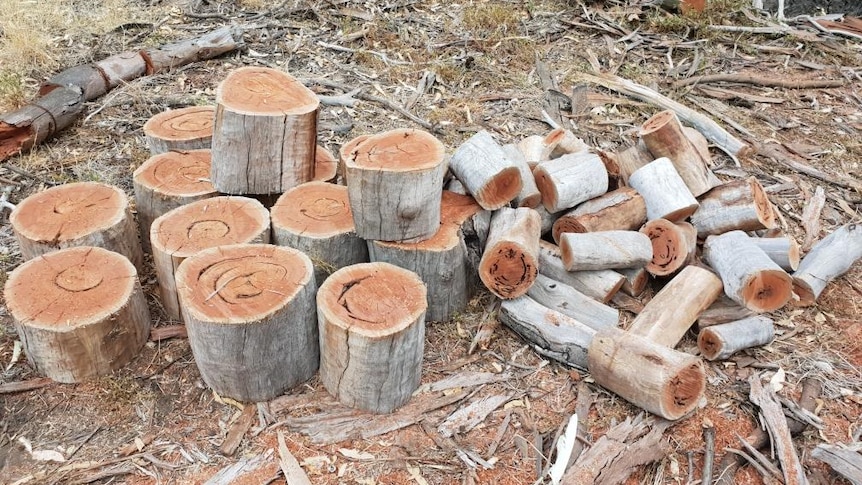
[703, 419, 716, 485]
[674, 73, 844, 89]
[748, 374, 809, 485]
[276, 431, 312, 485]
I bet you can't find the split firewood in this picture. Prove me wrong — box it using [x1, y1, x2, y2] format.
[312, 145, 338, 182]
[811, 444, 862, 485]
[545, 128, 589, 158]
[534, 152, 609, 213]
[526, 274, 619, 331]
[628, 157, 699, 221]
[619, 266, 649, 297]
[501, 144, 542, 208]
[748, 374, 809, 485]
[750, 236, 801, 272]
[640, 110, 717, 197]
[801, 186, 826, 251]
[614, 141, 653, 184]
[552, 187, 646, 244]
[696, 296, 755, 329]
[792, 223, 862, 306]
[4, 247, 150, 383]
[698, 316, 775, 361]
[449, 130, 522, 210]
[143, 106, 215, 154]
[640, 219, 697, 277]
[690, 177, 776, 238]
[479, 207, 540, 299]
[559, 230, 653, 271]
[538, 241, 625, 303]
[518, 135, 553, 167]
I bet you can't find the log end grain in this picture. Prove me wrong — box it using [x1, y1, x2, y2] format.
[475, 166, 522, 210]
[663, 359, 707, 419]
[143, 106, 215, 153]
[133, 149, 217, 199]
[641, 219, 696, 277]
[742, 269, 793, 312]
[791, 277, 817, 307]
[345, 128, 445, 172]
[479, 209, 541, 299]
[217, 66, 319, 115]
[313, 145, 338, 182]
[271, 182, 354, 239]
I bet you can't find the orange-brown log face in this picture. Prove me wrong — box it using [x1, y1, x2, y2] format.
[143, 106, 214, 141]
[313, 146, 338, 182]
[640, 110, 675, 136]
[552, 217, 587, 244]
[476, 167, 522, 209]
[644, 221, 682, 276]
[697, 330, 721, 360]
[743, 270, 792, 312]
[135, 150, 215, 197]
[218, 67, 318, 115]
[349, 129, 444, 171]
[11, 182, 124, 242]
[750, 178, 776, 228]
[271, 182, 353, 238]
[0, 123, 33, 159]
[480, 243, 538, 299]
[663, 360, 706, 419]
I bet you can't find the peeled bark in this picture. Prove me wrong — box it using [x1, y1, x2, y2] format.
[479, 208, 541, 299]
[792, 224, 862, 306]
[698, 315, 775, 361]
[527, 273, 619, 331]
[449, 130, 522, 210]
[559, 231, 653, 271]
[751, 236, 800, 272]
[552, 187, 646, 244]
[640, 219, 698, 277]
[628, 157, 699, 221]
[538, 240, 625, 303]
[691, 177, 776, 238]
[639, 110, 716, 197]
[143, 106, 215, 154]
[534, 152, 609, 213]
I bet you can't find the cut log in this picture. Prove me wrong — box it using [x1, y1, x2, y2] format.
[344, 128, 447, 242]
[448, 130, 522, 210]
[140, 25, 243, 74]
[133, 149, 219, 252]
[697, 296, 755, 329]
[498, 296, 597, 369]
[619, 266, 649, 297]
[176, 244, 318, 402]
[552, 187, 646, 244]
[628, 157, 699, 221]
[38, 65, 107, 101]
[698, 315, 775, 361]
[3, 246, 150, 383]
[94, 51, 147, 90]
[517, 135, 553, 167]
[704, 231, 793, 312]
[690, 177, 776, 237]
[318, 262, 427, 413]
[211, 66, 319, 194]
[683, 126, 711, 164]
[640, 110, 716, 197]
[526, 274, 619, 331]
[750, 236, 800, 272]
[11, 181, 143, 270]
[544, 128, 589, 158]
[615, 140, 653, 185]
[445, 177, 467, 195]
[534, 205, 562, 236]
[538, 240, 625, 303]
[143, 106, 215, 154]
[338, 134, 370, 183]
[478, 207, 540, 299]
[598, 150, 624, 191]
[534, 152, 609, 213]
[313, 145, 338, 182]
[793, 224, 862, 306]
[627, 266, 723, 348]
[150, 196, 270, 321]
[270, 182, 367, 287]
[640, 219, 697, 277]
[501, 144, 542, 208]
[559, 231, 653, 271]
[0, 86, 85, 161]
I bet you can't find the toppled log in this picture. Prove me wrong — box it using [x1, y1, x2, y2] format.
[4, 246, 150, 383]
[545, 128, 589, 158]
[552, 187, 646, 244]
[640, 219, 697, 277]
[619, 266, 649, 297]
[691, 178, 775, 237]
[479, 207, 540, 299]
[534, 152, 609, 213]
[526, 273, 619, 331]
[538, 241, 625, 303]
[697, 296, 755, 329]
[698, 316, 775, 361]
[751, 236, 800, 272]
[748, 374, 809, 485]
[628, 157, 699, 221]
[501, 144, 542, 208]
[449, 130, 522, 210]
[140, 26, 243, 74]
[792, 224, 862, 306]
[811, 444, 862, 485]
[143, 106, 215, 154]
[640, 110, 716, 197]
[615, 141, 653, 184]
[0, 86, 85, 162]
[559, 230, 653, 271]
[312, 145, 338, 182]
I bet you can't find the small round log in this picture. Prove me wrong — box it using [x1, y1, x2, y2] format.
[619, 266, 649, 297]
[449, 130, 522, 210]
[640, 110, 716, 197]
[792, 223, 862, 306]
[750, 236, 800, 272]
[628, 157, 699, 221]
[143, 106, 215, 154]
[698, 315, 775, 361]
[313, 145, 338, 182]
[559, 231, 653, 271]
[545, 128, 589, 158]
[690, 177, 775, 238]
[640, 219, 698, 277]
[4, 246, 150, 383]
[150, 196, 270, 321]
[552, 187, 646, 244]
[526, 273, 619, 331]
[501, 144, 542, 208]
[538, 240, 625, 303]
[11, 182, 143, 270]
[318, 262, 427, 413]
[534, 152, 609, 213]
[176, 244, 318, 402]
[479, 207, 541, 299]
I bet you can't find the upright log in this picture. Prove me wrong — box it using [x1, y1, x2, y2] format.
[538, 240, 625, 303]
[628, 157, 699, 221]
[640, 219, 697, 277]
[534, 152, 609, 213]
[691, 177, 776, 237]
[559, 231, 653, 271]
[552, 187, 646, 243]
[751, 236, 800, 272]
[501, 144, 542, 208]
[449, 130, 522, 210]
[639, 110, 716, 197]
[526, 273, 619, 331]
[143, 106, 215, 154]
[698, 316, 775, 361]
[338, 134, 370, 183]
[479, 207, 541, 299]
[792, 224, 862, 306]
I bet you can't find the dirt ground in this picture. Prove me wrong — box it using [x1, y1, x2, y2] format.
[0, 0, 860, 484]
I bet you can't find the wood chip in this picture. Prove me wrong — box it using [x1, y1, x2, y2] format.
[220, 404, 256, 456]
[277, 431, 312, 485]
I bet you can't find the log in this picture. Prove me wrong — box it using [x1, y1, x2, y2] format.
[38, 65, 107, 100]
[811, 444, 862, 485]
[478, 207, 540, 299]
[11, 181, 143, 270]
[501, 144, 542, 208]
[628, 157, 699, 221]
[615, 140, 653, 184]
[312, 145, 338, 182]
[538, 240, 625, 303]
[552, 187, 646, 244]
[270, 182, 367, 287]
[338, 134, 370, 183]
[792, 224, 862, 306]
[696, 296, 755, 329]
[534, 205, 562, 235]
[445, 177, 467, 195]
[175, 244, 318, 402]
[448, 130, 522, 210]
[211, 66, 319, 194]
[133, 149, 219, 252]
[318, 262, 427, 413]
[640, 219, 697, 277]
[526, 274, 619, 331]
[598, 150, 625, 191]
[627, 266, 723, 348]
[619, 266, 649, 297]
[344, 128, 447, 242]
[559, 231, 653, 271]
[640, 110, 717, 197]
[4, 246, 150, 383]
[517, 135, 553, 167]
[545, 128, 589, 158]
[683, 126, 711, 164]
[140, 26, 243, 74]
[93, 51, 147, 90]
[750, 236, 800, 272]
[0, 86, 85, 161]
[534, 152, 609, 213]
[704, 231, 793, 312]
[150, 196, 270, 321]
[698, 316, 775, 361]
[748, 375, 809, 485]
[142, 106, 215, 154]
[588, 327, 706, 420]
[690, 177, 776, 237]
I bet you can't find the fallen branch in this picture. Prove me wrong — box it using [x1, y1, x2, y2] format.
[674, 73, 844, 89]
[0, 377, 54, 394]
[811, 444, 862, 485]
[748, 374, 809, 485]
[757, 143, 862, 191]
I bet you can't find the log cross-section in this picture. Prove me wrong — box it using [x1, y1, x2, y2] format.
[479, 207, 541, 299]
[691, 177, 776, 238]
[448, 130, 522, 210]
[143, 106, 215, 155]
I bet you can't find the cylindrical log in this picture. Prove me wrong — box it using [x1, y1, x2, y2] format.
[11, 181, 143, 270]
[449, 130, 522, 210]
[318, 262, 427, 413]
[479, 207, 541, 299]
[683, 126, 711, 164]
[690, 177, 776, 237]
[640, 110, 716, 197]
[338, 134, 370, 183]
[698, 316, 775, 361]
[4, 246, 150, 383]
[545, 128, 589, 158]
[619, 266, 649, 297]
[150, 196, 270, 321]
[588, 327, 706, 420]
[792, 224, 862, 306]
[559, 231, 652, 271]
[140, 26, 243, 74]
[696, 296, 755, 329]
[271, 182, 367, 287]
[211, 66, 319, 194]
[39, 65, 108, 100]
[0, 86, 85, 161]
[552, 187, 646, 244]
[143, 106, 215, 154]
[534, 152, 609, 213]
[626, 266, 723, 348]
[750, 236, 800, 272]
[446, 177, 468, 195]
[313, 145, 338, 182]
[534, 205, 562, 236]
[640, 219, 697, 277]
[344, 128, 447, 242]
[176, 244, 318, 402]
[501, 144, 542, 208]
[538, 240, 625, 303]
[597, 150, 624, 191]
[133, 149, 219, 252]
[95, 52, 147, 90]
[704, 230, 793, 312]
[615, 140, 653, 185]
[628, 157, 699, 221]
[526, 274, 619, 331]
[517, 135, 553, 167]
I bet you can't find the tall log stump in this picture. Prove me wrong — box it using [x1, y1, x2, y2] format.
[479, 207, 541, 299]
[211, 66, 319, 194]
[133, 149, 219, 252]
[176, 244, 318, 402]
[344, 128, 447, 242]
[691, 177, 775, 237]
[143, 105, 214, 154]
[4, 246, 150, 383]
[11, 182, 143, 270]
[448, 130, 522, 210]
[318, 262, 427, 413]
[150, 196, 270, 321]
[639, 110, 716, 197]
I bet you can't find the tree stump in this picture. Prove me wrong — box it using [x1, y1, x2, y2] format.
[344, 128, 447, 242]
[690, 177, 776, 237]
[11, 182, 143, 270]
[4, 246, 150, 383]
[552, 187, 646, 244]
[534, 152, 609, 213]
[133, 149, 219, 252]
[538, 240, 625, 303]
[751, 236, 800, 272]
[559, 231, 653, 271]
[318, 262, 427, 413]
[792, 223, 862, 306]
[640, 219, 698, 277]
[479, 207, 541, 299]
[628, 157, 699, 221]
[338, 134, 370, 183]
[313, 145, 338, 182]
[271, 181, 367, 287]
[143, 106, 215, 154]
[698, 315, 775, 361]
[640, 110, 716, 197]
[448, 130, 522, 210]
[176, 244, 318, 402]
[211, 66, 319, 194]
[150, 196, 270, 321]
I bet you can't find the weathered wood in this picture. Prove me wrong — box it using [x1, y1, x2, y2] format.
[140, 26, 243, 73]
[479, 207, 540, 299]
[641, 219, 697, 277]
[449, 130, 522, 210]
[4, 247, 150, 383]
[39, 65, 107, 100]
[0, 378, 54, 394]
[220, 405, 256, 456]
[619, 266, 649, 297]
[691, 178, 776, 237]
[534, 205, 562, 235]
[338, 134, 369, 183]
[143, 106, 215, 154]
[545, 128, 589, 158]
[94, 51, 147, 90]
[697, 296, 755, 329]
[751, 236, 800, 272]
[534, 152, 609, 213]
[792, 224, 862, 306]
[0, 86, 85, 161]
[501, 144, 542, 208]
[811, 444, 862, 485]
[598, 150, 625, 191]
[559, 230, 653, 271]
[538, 240, 625, 303]
[640, 110, 717, 197]
[628, 157, 699, 221]
[748, 374, 809, 485]
[552, 187, 646, 243]
[438, 394, 512, 438]
[277, 431, 313, 485]
[527, 273, 619, 331]
[698, 316, 775, 361]
[615, 140, 653, 184]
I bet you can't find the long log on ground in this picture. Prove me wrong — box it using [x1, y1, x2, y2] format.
[534, 152, 609, 213]
[538, 240, 625, 303]
[176, 244, 318, 402]
[0, 86, 85, 161]
[619, 266, 649, 296]
[640, 110, 717, 197]
[143, 106, 215, 154]
[479, 207, 540, 299]
[318, 262, 427, 413]
[552, 187, 646, 244]
[748, 374, 809, 485]
[526, 274, 619, 331]
[615, 141, 653, 184]
[750, 236, 800, 272]
[559, 230, 652, 271]
[4, 247, 150, 383]
[792, 224, 862, 306]
[691, 177, 776, 237]
[811, 444, 862, 485]
[640, 219, 697, 277]
[501, 144, 542, 208]
[698, 315, 775, 361]
[697, 296, 755, 329]
[140, 26, 243, 74]
[628, 157, 699, 221]
[448, 130, 522, 210]
[11, 181, 143, 270]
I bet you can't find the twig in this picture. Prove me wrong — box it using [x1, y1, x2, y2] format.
[708, 25, 792, 34]
[723, 448, 777, 483]
[149, 325, 187, 342]
[757, 143, 862, 191]
[1, 163, 55, 185]
[702, 420, 715, 485]
[675, 73, 844, 89]
[734, 432, 784, 481]
[0, 378, 54, 394]
[0, 186, 15, 213]
[317, 41, 410, 66]
[317, 88, 362, 107]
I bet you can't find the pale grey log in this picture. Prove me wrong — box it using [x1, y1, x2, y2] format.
[698, 316, 775, 361]
[811, 444, 862, 485]
[275, 230, 367, 288]
[792, 224, 862, 306]
[545, 128, 589, 158]
[690, 177, 775, 237]
[517, 135, 552, 166]
[538, 240, 624, 303]
[533, 205, 562, 235]
[448, 130, 522, 210]
[559, 230, 653, 271]
[446, 177, 468, 195]
[502, 143, 541, 208]
[628, 157, 699, 221]
[526, 274, 619, 331]
[619, 266, 649, 296]
[750, 236, 800, 272]
[534, 152, 609, 213]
